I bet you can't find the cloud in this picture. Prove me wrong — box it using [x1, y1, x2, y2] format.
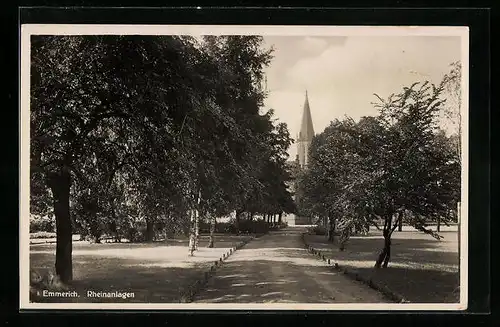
[264, 35, 462, 157]
[298, 36, 329, 54]
[284, 35, 461, 120]
[288, 36, 460, 89]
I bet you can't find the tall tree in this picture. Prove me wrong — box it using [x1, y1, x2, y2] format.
[31, 35, 204, 281]
[300, 81, 460, 267]
[369, 81, 460, 267]
[440, 61, 462, 158]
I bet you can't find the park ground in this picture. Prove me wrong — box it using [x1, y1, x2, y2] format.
[30, 234, 253, 302]
[192, 227, 388, 303]
[29, 225, 459, 303]
[304, 227, 459, 303]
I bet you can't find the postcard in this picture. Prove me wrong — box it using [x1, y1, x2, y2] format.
[20, 24, 469, 310]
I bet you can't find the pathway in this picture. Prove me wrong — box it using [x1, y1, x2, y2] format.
[193, 227, 389, 303]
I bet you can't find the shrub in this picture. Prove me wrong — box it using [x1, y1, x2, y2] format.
[125, 226, 148, 243]
[198, 220, 211, 234]
[308, 225, 327, 235]
[238, 219, 269, 234]
[178, 217, 286, 235]
[269, 221, 288, 230]
[216, 222, 236, 234]
[193, 220, 236, 234]
[30, 231, 57, 239]
[30, 215, 55, 233]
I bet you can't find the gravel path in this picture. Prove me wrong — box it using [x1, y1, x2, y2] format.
[193, 227, 389, 303]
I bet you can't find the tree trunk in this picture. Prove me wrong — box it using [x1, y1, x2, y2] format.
[89, 211, 101, 243]
[249, 212, 254, 221]
[339, 225, 349, 251]
[47, 169, 73, 283]
[278, 212, 282, 223]
[109, 205, 121, 243]
[382, 237, 392, 268]
[146, 218, 154, 242]
[398, 217, 403, 232]
[375, 232, 392, 268]
[188, 209, 196, 256]
[437, 216, 441, 232]
[194, 210, 200, 250]
[235, 209, 243, 233]
[328, 216, 336, 243]
[207, 214, 216, 248]
[375, 213, 395, 268]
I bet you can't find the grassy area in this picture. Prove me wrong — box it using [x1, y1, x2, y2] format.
[304, 230, 460, 303]
[30, 232, 57, 239]
[29, 233, 253, 303]
[30, 234, 81, 245]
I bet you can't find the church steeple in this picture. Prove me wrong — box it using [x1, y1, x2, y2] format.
[298, 90, 315, 142]
[297, 90, 315, 168]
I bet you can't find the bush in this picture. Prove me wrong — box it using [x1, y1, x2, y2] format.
[308, 225, 327, 235]
[194, 220, 236, 234]
[125, 225, 149, 243]
[30, 231, 57, 239]
[176, 216, 289, 236]
[238, 219, 269, 234]
[216, 222, 237, 234]
[269, 221, 288, 230]
[198, 220, 210, 234]
[200, 218, 289, 234]
[30, 215, 55, 233]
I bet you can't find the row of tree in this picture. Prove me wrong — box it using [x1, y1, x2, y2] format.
[30, 35, 296, 283]
[297, 64, 462, 268]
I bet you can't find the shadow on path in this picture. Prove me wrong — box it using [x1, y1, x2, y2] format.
[193, 227, 389, 303]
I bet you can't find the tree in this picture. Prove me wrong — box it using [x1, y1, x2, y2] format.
[369, 81, 460, 267]
[31, 35, 125, 282]
[31, 35, 208, 281]
[182, 35, 275, 250]
[300, 81, 460, 267]
[298, 118, 362, 244]
[30, 34, 295, 281]
[440, 61, 462, 158]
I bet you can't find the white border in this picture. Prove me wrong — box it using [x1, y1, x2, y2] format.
[19, 24, 469, 311]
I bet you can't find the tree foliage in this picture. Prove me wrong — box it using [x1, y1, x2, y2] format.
[30, 35, 295, 281]
[299, 80, 461, 267]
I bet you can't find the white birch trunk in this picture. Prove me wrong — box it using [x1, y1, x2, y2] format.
[189, 189, 201, 252]
[188, 209, 196, 256]
[194, 210, 200, 250]
[208, 214, 216, 248]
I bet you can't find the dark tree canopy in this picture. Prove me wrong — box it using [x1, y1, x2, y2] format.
[30, 35, 295, 282]
[299, 81, 461, 267]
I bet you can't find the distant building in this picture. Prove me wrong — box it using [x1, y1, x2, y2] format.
[297, 90, 315, 169]
[283, 91, 315, 225]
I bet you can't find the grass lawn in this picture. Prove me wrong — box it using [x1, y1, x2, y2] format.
[304, 229, 460, 303]
[29, 233, 253, 303]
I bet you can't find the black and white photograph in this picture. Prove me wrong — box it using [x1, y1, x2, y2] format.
[20, 24, 469, 310]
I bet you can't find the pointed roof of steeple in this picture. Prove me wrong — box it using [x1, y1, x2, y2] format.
[298, 90, 315, 141]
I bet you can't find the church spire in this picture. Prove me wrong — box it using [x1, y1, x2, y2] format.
[298, 89, 315, 142]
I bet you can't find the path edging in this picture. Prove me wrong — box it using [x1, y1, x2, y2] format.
[179, 232, 267, 303]
[301, 232, 409, 304]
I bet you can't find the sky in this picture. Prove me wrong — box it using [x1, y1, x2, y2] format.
[261, 35, 462, 159]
